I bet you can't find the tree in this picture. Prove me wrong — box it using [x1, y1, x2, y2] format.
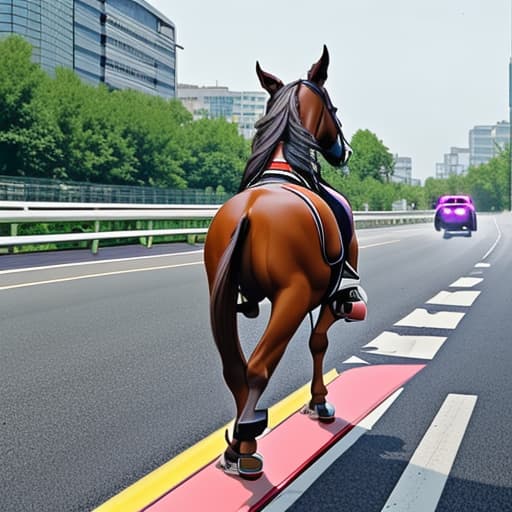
[348, 129, 394, 182]
[0, 36, 62, 177]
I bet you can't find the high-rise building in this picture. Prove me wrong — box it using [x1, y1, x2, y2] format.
[0, 0, 74, 73]
[435, 147, 470, 178]
[469, 121, 509, 167]
[178, 84, 267, 139]
[0, 0, 177, 98]
[391, 155, 413, 184]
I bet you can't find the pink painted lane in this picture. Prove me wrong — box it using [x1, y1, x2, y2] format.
[144, 364, 424, 512]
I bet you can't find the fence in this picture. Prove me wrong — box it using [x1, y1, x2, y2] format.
[0, 175, 231, 204]
[0, 200, 434, 254]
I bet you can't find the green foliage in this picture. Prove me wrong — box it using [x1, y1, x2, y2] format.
[348, 129, 394, 182]
[1, 35, 509, 210]
[0, 35, 247, 193]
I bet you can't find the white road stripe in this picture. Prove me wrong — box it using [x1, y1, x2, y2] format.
[449, 277, 483, 288]
[381, 393, 477, 512]
[342, 355, 369, 365]
[0, 261, 203, 291]
[394, 309, 465, 329]
[426, 290, 480, 307]
[262, 389, 404, 512]
[362, 331, 447, 360]
[0, 250, 204, 275]
[474, 262, 490, 268]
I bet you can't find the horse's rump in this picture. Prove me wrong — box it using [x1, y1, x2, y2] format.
[204, 185, 343, 308]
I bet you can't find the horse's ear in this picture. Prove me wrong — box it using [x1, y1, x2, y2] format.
[256, 61, 284, 96]
[307, 45, 329, 86]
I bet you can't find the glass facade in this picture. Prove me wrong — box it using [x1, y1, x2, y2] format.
[1, 0, 177, 98]
[0, 0, 74, 73]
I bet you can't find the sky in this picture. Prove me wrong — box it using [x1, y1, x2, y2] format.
[150, 0, 511, 183]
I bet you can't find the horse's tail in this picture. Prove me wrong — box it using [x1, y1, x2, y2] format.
[210, 215, 250, 385]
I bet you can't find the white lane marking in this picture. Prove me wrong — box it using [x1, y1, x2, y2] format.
[426, 290, 480, 307]
[362, 331, 447, 360]
[342, 356, 369, 365]
[0, 250, 204, 275]
[0, 261, 203, 291]
[381, 393, 477, 512]
[394, 309, 465, 329]
[449, 277, 483, 288]
[481, 217, 501, 260]
[360, 240, 400, 249]
[262, 389, 404, 512]
[474, 262, 490, 268]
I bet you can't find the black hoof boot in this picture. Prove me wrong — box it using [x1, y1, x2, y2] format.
[235, 409, 268, 441]
[236, 301, 260, 318]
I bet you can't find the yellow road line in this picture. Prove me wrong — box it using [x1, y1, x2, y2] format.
[93, 369, 338, 512]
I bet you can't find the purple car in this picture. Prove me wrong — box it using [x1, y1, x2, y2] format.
[434, 195, 477, 238]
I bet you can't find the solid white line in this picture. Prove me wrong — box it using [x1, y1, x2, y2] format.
[426, 290, 481, 307]
[394, 309, 465, 329]
[0, 250, 204, 275]
[381, 393, 477, 512]
[0, 261, 203, 291]
[262, 389, 404, 512]
[360, 240, 400, 249]
[474, 262, 490, 268]
[481, 217, 501, 261]
[362, 331, 447, 360]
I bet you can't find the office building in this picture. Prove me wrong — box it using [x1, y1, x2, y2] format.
[435, 147, 470, 178]
[469, 121, 509, 167]
[0, 0, 177, 98]
[0, 0, 74, 73]
[178, 84, 267, 139]
[391, 155, 413, 184]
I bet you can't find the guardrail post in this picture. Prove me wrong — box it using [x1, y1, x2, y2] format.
[9, 223, 18, 253]
[147, 220, 153, 248]
[91, 220, 100, 254]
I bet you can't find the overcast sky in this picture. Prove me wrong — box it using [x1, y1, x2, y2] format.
[150, 0, 510, 182]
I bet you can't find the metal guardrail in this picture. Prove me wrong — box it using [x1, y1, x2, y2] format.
[0, 201, 434, 254]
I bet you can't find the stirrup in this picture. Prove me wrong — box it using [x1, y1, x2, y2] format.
[330, 285, 367, 322]
[300, 401, 336, 423]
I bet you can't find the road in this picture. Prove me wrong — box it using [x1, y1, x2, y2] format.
[1, 213, 511, 511]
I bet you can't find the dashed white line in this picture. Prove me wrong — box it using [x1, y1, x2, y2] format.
[381, 393, 477, 512]
[426, 290, 480, 307]
[449, 277, 483, 288]
[362, 331, 447, 360]
[394, 309, 465, 329]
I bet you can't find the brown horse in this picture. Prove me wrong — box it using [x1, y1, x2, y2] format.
[204, 46, 366, 479]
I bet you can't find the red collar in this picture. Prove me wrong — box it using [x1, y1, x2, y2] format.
[267, 160, 293, 172]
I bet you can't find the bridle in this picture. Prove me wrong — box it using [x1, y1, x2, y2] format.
[299, 79, 352, 166]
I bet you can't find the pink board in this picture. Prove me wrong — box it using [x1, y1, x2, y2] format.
[144, 364, 424, 512]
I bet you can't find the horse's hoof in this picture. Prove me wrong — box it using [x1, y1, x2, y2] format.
[218, 451, 264, 480]
[301, 401, 336, 423]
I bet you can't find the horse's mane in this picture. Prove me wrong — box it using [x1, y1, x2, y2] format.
[240, 81, 322, 190]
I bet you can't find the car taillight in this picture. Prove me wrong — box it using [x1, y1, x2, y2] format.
[454, 207, 466, 216]
[443, 207, 452, 214]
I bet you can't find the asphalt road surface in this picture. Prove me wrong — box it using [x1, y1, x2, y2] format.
[1, 213, 511, 511]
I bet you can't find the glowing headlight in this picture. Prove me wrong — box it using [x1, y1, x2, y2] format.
[454, 207, 466, 215]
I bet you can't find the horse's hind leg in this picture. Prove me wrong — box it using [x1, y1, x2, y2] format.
[231, 285, 311, 471]
[305, 304, 338, 421]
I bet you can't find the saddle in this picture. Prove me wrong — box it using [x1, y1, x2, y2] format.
[240, 162, 364, 315]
